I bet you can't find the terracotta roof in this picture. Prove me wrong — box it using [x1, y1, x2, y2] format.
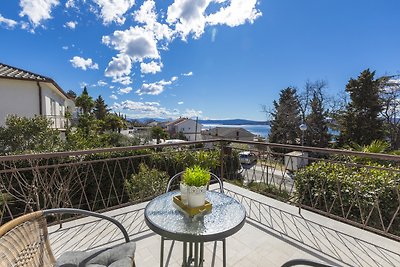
[0, 62, 68, 98]
[165, 117, 187, 126]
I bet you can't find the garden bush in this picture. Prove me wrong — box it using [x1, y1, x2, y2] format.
[295, 161, 400, 236]
[125, 163, 168, 201]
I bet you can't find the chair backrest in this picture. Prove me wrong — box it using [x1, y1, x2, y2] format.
[166, 170, 224, 193]
[281, 259, 335, 267]
[0, 211, 56, 267]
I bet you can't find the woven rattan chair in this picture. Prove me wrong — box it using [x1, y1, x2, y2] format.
[281, 259, 336, 267]
[0, 208, 136, 267]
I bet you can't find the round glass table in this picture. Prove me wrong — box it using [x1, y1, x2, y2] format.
[144, 190, 246, 267]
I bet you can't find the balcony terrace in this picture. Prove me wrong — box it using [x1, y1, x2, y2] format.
[1, 140, 399, 266]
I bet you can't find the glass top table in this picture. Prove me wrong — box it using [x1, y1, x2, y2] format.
[144, 190, 246, 267]
[144, 190, 246, 242]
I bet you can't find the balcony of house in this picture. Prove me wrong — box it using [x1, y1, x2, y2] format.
[0, 140, 399, 266]
[45, 114, 69, 131]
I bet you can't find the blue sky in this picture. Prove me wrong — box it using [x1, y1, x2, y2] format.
[1, 0, 399, 121]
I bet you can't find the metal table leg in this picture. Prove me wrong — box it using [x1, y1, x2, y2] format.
[160, 236, 164, 267]
[223, 239, 226, 267]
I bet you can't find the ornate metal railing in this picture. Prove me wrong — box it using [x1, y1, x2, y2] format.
[0, 139, 399, 241]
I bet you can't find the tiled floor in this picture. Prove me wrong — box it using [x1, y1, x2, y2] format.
[48, 183, 400, 267]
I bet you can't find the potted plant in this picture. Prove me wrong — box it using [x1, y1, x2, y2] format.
[182, 165, 211, 208]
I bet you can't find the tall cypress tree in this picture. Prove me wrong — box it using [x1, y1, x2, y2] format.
[93, 95, 110, 120]
[338, 69, 383, 146]
[305, 92, 330, 147]
[268, 87, 302, 145]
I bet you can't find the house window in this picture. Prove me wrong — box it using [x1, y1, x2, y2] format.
[50, 99, 57, 115]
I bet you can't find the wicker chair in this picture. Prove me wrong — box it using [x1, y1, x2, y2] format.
[281, 259, 336, 267]
[0, 208, 136, 267]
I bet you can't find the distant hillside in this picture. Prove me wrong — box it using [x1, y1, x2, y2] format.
[198, 119, 269, 125]
[128, 117, 269, 125]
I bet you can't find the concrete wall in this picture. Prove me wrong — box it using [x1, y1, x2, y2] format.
[0, 79, 69, 128]
[176, 120, 202, 141]
[0, 79, 40, 125]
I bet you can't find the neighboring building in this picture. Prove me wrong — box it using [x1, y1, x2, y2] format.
[165, 118, 202, 141]
[0, 63, 75, 130]
[202, 127, 256, 141]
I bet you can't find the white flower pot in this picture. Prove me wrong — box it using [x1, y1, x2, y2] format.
[180, 182, 188, 205]
[187, 185, 207, 208]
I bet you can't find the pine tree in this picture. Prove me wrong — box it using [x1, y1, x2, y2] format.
[305, 92, 330, 147]
[268, 87, 302, 145]
[338, 69, 383, 146]
[93, 95, 110, 120]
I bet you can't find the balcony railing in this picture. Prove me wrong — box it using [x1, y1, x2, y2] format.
[45, 115, 68, 129]
[0, 139, 399, 242]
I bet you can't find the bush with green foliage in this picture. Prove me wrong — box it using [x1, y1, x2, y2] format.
[182, 165, 211, 186]
[0, 115, 61, 154]
[150, 149, 220, 177]
[125, 163, 168, 201]
[295, 161, 400, 235]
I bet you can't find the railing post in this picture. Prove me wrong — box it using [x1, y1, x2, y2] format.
[220, 140, 226, 180]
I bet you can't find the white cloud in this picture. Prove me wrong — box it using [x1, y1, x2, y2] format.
[133, 0, 174, 41]
[136, 80, 171, 95]
[118, 86, 132, 94]
[93, 80, 108, 87]
[70, 56, 99, 70]
[103, 26, 160, 62]
[112, 100, 172, 117]
[93, 0, 135, 25]
[166, 0, 261, 40]
[62, 46, 69, 50]
[112, 100, 202, 119]
[105, 54, 132, 82]
[65, 21, 77, 29]
[207, 0, 262, 27]
[80, 82, 88, 88]
[65, 0, 75, 8]
[182, 108, 202, 118]
[19, 0, 59, 27]
[183, 71, 193, 76]
[140, 61, 163, 74]
[178, 101, 184, 105]
[0, 14, 18, 29]
[167, 0, 209, 40]
[110, 94, 118, 100]
[113, 76, 132, 85]
[136, 76, 177, 95]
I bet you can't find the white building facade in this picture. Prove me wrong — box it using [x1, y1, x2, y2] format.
[166, 118, 202, 141]
[0, 63, 74, 130]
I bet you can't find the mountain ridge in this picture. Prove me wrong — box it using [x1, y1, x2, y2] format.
[128, 117, 269, 125]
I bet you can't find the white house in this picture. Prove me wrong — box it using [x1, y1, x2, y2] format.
[0, 63, 74, 130]
[202, 126, 256, 141]
[165, 118, 202, 141]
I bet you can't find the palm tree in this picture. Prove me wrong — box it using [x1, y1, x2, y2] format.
[151, 126, 168, 144]
[75, 87, 94, 114]
[105, 114, 126, 133]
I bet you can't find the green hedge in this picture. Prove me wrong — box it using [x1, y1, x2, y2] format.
[295, 161, 400, 236]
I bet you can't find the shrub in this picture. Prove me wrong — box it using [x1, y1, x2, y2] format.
[295, 161, 400, 236]
[125, 163, 168, 201]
